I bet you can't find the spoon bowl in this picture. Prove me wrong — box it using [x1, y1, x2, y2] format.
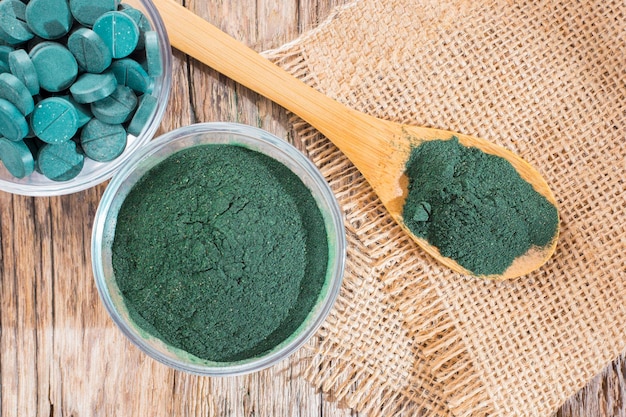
[144, 0, 559, 279]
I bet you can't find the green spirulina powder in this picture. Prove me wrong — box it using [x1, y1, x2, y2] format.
[402, 137, 558, 276]
[112, 144, 329, 362]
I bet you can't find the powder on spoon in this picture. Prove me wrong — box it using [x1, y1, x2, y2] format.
[111, 144, 329, 362]
[402, 137, 558, 276]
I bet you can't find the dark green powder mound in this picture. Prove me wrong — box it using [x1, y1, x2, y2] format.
[112, 144, 329, 362]
[402, 137, 558, 276]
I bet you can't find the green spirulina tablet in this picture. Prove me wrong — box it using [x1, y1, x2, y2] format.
[69, 0, 121, 26]
[0, 98, 29, 142]
[0, 73, 34, 116]
[25, 0, 73, 40]
[67, 28, 113, 74]
[110, 58, 152, 93]
[119, 4, 152, 49]
[70, 71, 117, 104]
[31, 97, 79, 144]
[0, 138, 35, 178]
[127, 94, 157, 136]
[143, 31, 162, 77]
[60, 95, 93, 128]
[93, 11, 140, 59]
[0, 45, 12, 59]
[38, 140, 85, 181]
[8, 49, 40, 95]
[91, 84, 138, 124]
[29, 42, 78, 92]
[0, 0, 34, 45]
[0, 45, 14, 73]
[80, 118, 127, 162]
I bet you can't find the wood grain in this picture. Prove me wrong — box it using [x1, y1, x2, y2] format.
[0, 0, 623, 416]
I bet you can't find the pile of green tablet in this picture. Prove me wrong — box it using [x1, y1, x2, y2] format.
[0, 0, 162, 181]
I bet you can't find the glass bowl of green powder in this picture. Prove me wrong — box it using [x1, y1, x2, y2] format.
[92, 122, 346, 376]
[0, 0, 172, 196]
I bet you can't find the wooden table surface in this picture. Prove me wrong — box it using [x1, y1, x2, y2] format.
[1, 0, 624, 416]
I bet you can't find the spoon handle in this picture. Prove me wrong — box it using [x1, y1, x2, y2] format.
[146, 0, 562, 280]
[149, 0, 390, 162]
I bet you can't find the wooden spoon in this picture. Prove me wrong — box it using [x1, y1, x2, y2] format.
[146, 0, 559, 279]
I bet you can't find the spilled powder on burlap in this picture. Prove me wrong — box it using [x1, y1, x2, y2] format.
[264, 0, 626, 416]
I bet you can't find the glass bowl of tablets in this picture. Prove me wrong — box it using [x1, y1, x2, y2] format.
[0, 0, 171, 196]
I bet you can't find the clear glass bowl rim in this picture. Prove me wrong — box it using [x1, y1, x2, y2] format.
[91, 122, 347, 376]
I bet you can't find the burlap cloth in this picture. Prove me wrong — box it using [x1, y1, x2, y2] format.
[263, 0, 626, 416]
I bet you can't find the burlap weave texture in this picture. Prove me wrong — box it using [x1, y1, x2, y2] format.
[265, 0, 626, 416]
